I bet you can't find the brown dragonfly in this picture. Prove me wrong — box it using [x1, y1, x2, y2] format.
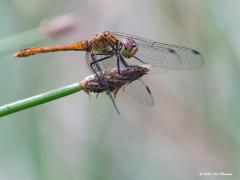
[14, 31, 203, 74]
[15, 31, 203, 114]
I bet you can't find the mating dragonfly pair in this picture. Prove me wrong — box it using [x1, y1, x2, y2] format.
[15, 31, 204, 114]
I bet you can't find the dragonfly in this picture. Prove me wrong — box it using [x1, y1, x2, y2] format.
[14, 31, 204, 114]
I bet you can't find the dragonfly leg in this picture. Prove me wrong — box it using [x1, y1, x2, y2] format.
[117, 54, 144, 79]
[133, 56, 147, 64]
[118, 54, 134, 67]
[116, 54, 127, 75]
[118, 54, 140, 70]
[94, 53, 111, 55]
[89, 55, 112, 73]
[90, 53, 102, 74]
[116, 55, 121, 75]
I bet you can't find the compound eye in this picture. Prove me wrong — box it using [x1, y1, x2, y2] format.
[122, 39, 133, 49]
[128, 38, 136, 46]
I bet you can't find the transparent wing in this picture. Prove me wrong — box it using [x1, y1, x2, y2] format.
[122, 79, 153, 106]
[113, 32, 204, 72]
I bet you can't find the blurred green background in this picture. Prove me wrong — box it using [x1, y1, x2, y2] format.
[0, 0, 239, 179]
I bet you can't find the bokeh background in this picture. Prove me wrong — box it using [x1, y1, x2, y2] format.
[0, 0, 239, 179]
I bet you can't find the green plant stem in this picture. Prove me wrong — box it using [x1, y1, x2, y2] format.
[0, 83, 84, 117]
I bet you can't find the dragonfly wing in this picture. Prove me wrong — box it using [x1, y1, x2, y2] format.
[122, 79, 153, 106]
[152, 42, 204, 69]
[113, 32, 204, 72]
[132, 44, 182, 73]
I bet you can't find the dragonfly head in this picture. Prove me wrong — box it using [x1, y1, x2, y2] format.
[120, 38, 138, 58]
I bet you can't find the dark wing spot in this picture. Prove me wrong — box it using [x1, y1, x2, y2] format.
[167, 48, 176, 54]
[191, 49, 201, 55]
[145, 86, 152, 95]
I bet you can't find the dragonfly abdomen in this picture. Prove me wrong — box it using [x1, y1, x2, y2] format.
[14, 40, 89, 57]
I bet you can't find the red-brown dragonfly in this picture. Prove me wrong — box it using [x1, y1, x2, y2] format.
[14, 31, 203, 73]
[15, 31, 203, 114]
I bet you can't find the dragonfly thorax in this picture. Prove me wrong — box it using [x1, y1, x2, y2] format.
[120, 38, 138, 58]
[87, 31, 120, 54]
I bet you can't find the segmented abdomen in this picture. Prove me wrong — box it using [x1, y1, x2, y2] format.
[14, 40, 89, 57]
